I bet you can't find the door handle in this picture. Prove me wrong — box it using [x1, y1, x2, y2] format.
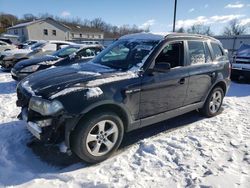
[179, 78, 185, 84]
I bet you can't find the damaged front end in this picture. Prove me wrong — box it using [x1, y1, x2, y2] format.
[16, 87, 67, 144]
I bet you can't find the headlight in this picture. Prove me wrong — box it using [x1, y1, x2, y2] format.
[29, 97, 64, 116]
[20, 65, 40, 72]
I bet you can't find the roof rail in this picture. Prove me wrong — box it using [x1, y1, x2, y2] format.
[164, 32, 218, 41]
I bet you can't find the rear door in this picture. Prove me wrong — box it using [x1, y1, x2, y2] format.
[184, 40, 215, 105]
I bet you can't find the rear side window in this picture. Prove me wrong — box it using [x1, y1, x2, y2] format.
[211, 42, 224, 60]
[188, 41, 206, 65]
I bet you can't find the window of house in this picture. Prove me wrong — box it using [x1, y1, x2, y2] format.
[80, 33, 82, 38]
[155, 42, 184, 68]
[188, 41, 206, 65]
[98, 35, 102, 39]
[52, 30, 56, 36]
[14, 29, 18, 35]
[92, 34, 95, 38]
[71, 33, 74, 38]
[43, 29, 48, 35]
[211, 42, 224, 60]
[87, 34, 90, 38]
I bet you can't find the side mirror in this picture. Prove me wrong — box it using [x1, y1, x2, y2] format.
[153, 62, 171, 72]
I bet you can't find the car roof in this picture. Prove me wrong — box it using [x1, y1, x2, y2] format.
[47, 40, 76, 45]
[68, 44, 104, 49]
[120, 32, 219, 43]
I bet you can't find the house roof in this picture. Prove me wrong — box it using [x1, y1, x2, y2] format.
[8, 19, 44, 29]
[62, 22, 103, 33]
[8, 18, 103, 34]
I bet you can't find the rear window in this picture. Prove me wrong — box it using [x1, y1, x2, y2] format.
[211, 42, 224, 60]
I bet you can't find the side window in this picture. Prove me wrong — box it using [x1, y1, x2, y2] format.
[155, 42, 184, 68]
[95, 47, 102, 55]
[211, 42, 224, 60]
[77, 48, 96, 58]
[188, 41, 206, 65]
[204, 42, 212, 63]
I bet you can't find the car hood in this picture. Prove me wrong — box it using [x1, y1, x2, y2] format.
[1, 49, 32, 56]
[20, 62, 139, 99]
[14, 55, 59, 70]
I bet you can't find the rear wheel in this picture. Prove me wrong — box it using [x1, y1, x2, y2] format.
[200, 87, 224, 117]
[72, 112, 124, 163]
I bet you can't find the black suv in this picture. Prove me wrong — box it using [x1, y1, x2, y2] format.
[16, 33, 230, 163]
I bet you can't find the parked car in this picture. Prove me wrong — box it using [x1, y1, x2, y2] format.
[11, 44, 104, 80]
[0, 37, 13, 45]
[0, 40, 17, 52]
[231, 44, 250, 80]
[0, 40, 75, 70]
[17, 40, 40, 49]
[16, 33, 230, 163]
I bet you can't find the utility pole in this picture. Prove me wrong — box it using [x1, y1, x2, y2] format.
[173, 0, 177, 32]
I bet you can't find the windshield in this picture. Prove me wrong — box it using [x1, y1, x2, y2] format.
[92, 39, 160, 70]
[52, 46, 81, 58]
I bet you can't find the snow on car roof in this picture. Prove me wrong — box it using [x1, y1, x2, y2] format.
[119, 32, 167, 41]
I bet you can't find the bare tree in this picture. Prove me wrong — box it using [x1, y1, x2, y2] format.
[187, 24, 213, 36]
[0, 13, 18, 33]
[23, 14, 36, 21]
[222, 19, 247, 36]
[176, 27, 185, 33]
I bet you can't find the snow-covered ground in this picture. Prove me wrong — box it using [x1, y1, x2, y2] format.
[0, 70, 250, 188]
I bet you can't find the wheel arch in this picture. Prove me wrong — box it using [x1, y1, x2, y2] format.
[64, 101, 131, 148]
[204, 80, 227, 102]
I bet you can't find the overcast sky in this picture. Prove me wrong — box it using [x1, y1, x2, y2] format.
[0, 0, 250, 34]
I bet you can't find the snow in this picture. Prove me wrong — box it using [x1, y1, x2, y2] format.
[86, 87, 103, 99]
[86, 71, 139, 87]
[0, 70, 250, 187]
[120, 33, 165, 41]
[50, 87, 85, 99]
[21, 80, 35, 96]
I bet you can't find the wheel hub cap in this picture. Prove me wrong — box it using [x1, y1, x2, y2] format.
[86, 120, 119, 157]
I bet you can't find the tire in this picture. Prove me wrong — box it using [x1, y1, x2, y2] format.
[71, 112, 124, 163]
[200, 87, 224, 117]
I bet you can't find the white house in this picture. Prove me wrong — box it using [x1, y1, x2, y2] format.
[7, 18, 104, 42]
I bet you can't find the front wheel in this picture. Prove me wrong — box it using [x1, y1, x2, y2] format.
[72, 112, 124, 163]
[200, 87, 224, 117]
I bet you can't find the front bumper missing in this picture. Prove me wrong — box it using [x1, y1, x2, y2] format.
[21, 108, 53, 141]
[26, 122, 42, 140]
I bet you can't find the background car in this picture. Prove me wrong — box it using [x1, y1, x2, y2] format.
[231, 43, 250, 81]
[0, 40, 17, 52]
[0, 40, 75, 71]
[11, 44, 104, 80]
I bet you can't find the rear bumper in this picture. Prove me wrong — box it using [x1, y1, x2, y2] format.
[231, 68, 250, 78]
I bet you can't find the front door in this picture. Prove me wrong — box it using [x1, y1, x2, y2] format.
[139, 41, 189, 118]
